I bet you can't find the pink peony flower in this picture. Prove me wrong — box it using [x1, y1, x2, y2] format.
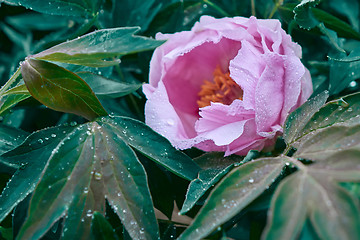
[143, 16, 313, 156]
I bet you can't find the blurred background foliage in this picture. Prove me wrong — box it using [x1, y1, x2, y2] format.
[0, 0, 360, 239]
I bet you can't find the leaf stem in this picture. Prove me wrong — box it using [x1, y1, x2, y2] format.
[128, 94, 143, 119]
[203, 0, 230, 17]
[0, 66, 22, 97]
[268, 0, 284, 19]
[282, 155, 307, 171]
[283, 144, 293, 156]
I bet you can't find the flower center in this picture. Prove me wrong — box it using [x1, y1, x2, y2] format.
[197, 66, 243, 108]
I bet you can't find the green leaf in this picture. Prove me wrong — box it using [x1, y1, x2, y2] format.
[267, 97, 360, 239]
[77, 72, 142, 98]
[178, 158, 285, 240]
[312, 8, 360, 41]
[318, 23, 345, 53]
[309, 149, 360, 182]
[32, 27, 164, 67]
[0, 125, 74, 223]
[16, 118, 159, 240]
[0, 226, 13, 240]
[309, 179, 360, 240]
[287, 92, 360, 143]
[263, 170, 360, 240]
[100, 116, 201, 181]
[0, 67, 30, 115]
[21, 58, 108, 120]
[263, 172, 307, 240]
[1, 0, 101, 18]
[329, 47, 360, 62]
[329, 0, 359, 31]
[279, 3, 360, 40]
[3, 84, 29, 96]
[290, 116, 360, 181]
[91, 212, 119, 240]
[103, 0, 161, 32]
[6, 13, 70, 31]
[329, 48, 360, 95]
[284, 91, 329, 144]
[0, 94, 31, 116]
[0, 123, 28, 155]
[294, 0, 321, 30]
[180, 153, 240, 215]
[294, 120, 360, 161]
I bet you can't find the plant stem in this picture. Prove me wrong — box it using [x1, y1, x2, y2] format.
[128, 94, 143, 119]
[251, 0, 256, 16]
[268, 0, 284, 19]
[0, 66, 22, 97]
[203, 0, 230, 17]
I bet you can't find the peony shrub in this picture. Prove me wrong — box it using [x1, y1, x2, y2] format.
[144, 16, 313, 156]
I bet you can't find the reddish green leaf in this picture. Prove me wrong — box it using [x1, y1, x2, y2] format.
[263, 172, 307, 240]
[284, 91, 328, 144]
[21, 58, 108, 120]
[263, 170, 360, 240]
[294, 120, 360, 161]
[178, 158, 285, 240]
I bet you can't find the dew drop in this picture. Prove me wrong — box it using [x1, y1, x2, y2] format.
[94, 172, 102, 180]
[349, 81, 357, 88]
[166, 119, 175, 126]
[86, 209, 92, 217]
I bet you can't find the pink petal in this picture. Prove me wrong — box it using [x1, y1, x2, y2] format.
[255, 53, 285, 134]
[144, 81, 198, 149]
[230, 40, 265, 110]
[280, 55, 305, 124]
[162, 37, 241, 116]
[195, 101, 254, 146]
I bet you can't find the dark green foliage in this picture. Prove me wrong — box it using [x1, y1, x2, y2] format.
[0, 0, 360, 239]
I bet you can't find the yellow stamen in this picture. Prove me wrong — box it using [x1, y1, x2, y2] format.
[197, 66, 243, 108]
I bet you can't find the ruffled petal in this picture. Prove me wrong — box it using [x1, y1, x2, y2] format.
[224, 119, 265, 156]
[195, 101, 254, 146]
[280, 55, 305, 124]
[255, 53, 285, 134]
[298, 68, 313, 105]
[229, 40, 265, 110]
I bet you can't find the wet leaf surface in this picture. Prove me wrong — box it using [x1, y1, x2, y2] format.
[33, 27, 164, 67]
[100, 116, 201, 181]
[263, 170, 360, 240]
[21, 58, 108, 120]
[284, 91, 328, 144]
[2, 0, 101, 18]
[77, 72, 142, 98]
[12, 119, 159, 240]
[178, 158, 285, 240]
